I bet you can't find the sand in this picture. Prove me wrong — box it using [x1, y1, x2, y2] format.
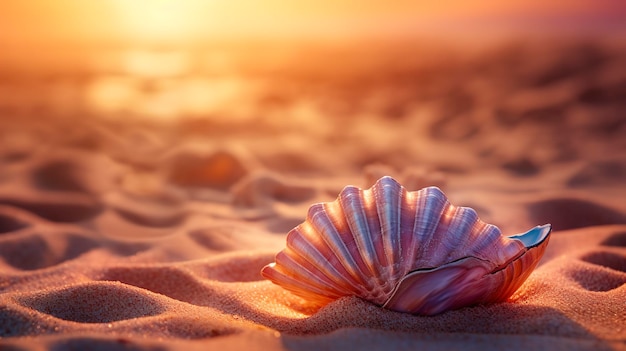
[1, 37, 625, 350]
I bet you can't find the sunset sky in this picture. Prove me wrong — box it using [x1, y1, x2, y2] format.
[1, 0, 625, 45]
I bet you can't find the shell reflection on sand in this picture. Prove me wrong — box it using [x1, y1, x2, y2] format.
[262, 176, 551, 315]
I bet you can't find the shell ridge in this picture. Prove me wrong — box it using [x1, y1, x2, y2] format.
[361, 188, 387, 274]
[473, 224, 525, 265]
[289, 216, 374, 295]
[439, 206, 481, 262]
[429, 202, 458, 265]
[409, 188, 430, 270]
[373, 177, 403, 283]
[283, 227, 361, 294]
[338, 186, 387, 293]
[269, 251, 346, 298]
[433, 205, 459, 262]
[410, 187, 450, 269]
[262, 264, 338, 304]
[399, 189, 418, 277]
[307, 203, 376, 293]
[323, 199, 387, 296]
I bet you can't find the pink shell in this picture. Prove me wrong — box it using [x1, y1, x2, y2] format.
[261, 176, 551, 315]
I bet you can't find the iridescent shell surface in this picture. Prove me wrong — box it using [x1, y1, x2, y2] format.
[261, 176, 551, 315]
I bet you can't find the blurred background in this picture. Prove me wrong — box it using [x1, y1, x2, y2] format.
[0, 1, 625, 183]
[1, 0, 624, 120]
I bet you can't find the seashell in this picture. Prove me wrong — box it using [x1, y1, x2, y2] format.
[261, 176, 551, 315]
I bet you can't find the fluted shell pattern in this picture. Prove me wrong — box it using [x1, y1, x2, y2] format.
[261, 176, 551, 315]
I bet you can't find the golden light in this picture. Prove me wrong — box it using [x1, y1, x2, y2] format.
[111, 0, 209, 43]
[1, 0, 620, 123]
[1, 1, 621, 46]
[122, 50, 191, 78]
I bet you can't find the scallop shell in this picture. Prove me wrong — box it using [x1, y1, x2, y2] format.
[261, 176, 551, 315]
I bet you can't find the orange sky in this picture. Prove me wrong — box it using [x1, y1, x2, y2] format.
[1, 0, 625, 45]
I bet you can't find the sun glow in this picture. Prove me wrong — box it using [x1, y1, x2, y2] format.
[1, 0, 622, 47]
[111, 0, 210, 43]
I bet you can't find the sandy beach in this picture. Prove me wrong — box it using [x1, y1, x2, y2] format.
[0, 36, 625, 350]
